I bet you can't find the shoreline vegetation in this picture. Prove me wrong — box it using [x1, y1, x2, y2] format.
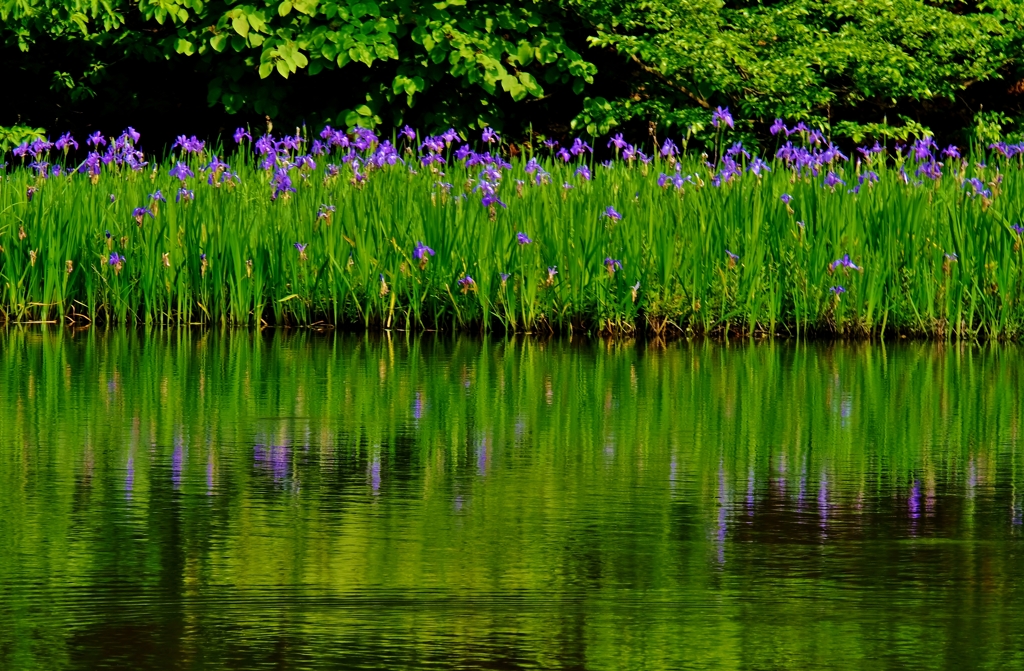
[2, 117, 1024, 339]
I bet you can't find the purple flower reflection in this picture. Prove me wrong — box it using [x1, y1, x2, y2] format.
[747, 469, 755, 512]
[369, 456, 381, 494]
[476, 438, 489, 476]
[716, 462, 727, 565]
[172, 439, 184, 490]
[254, 443, 291, 482]
[126, 454, 135, 499]
[716, 506, 727, 566]
[413, 391, 423, 420]
[818, 472, 829, 530]
[909, 479, 921, 520]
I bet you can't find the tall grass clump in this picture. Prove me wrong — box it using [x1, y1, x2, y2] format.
[2, 118, 1024, 338]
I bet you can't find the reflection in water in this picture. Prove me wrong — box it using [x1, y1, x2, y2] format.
[1, 331, 1023, 669]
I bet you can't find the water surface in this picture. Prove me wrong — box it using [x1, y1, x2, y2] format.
[1, 331, 1022, 670]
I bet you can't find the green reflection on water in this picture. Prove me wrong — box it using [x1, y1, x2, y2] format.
[1, 331, 1023, 670]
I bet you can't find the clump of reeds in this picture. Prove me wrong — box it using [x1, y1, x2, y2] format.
[2, 118, 1023, 338]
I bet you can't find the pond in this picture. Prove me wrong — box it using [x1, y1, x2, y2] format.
[1, 331, 1022, 669]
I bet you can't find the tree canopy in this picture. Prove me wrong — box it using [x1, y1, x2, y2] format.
[3, 0, 1023, 144]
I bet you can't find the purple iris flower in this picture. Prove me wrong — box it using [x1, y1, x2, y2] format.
[206, 155, 230, 174]
[413, 241, 435, 260]
[109, 252, 125, 266]
[482, 127, 499, 144]
[1012, 224, 1024, 235]
[132, 207, 153, 221]
[604, 257, 623, 273]
[556, 148, 571, 162]
[55, 133, 78, 151]
[942, 145, 961, 159]
[317, 204, 335, 220]
[830, 286, 846, 295]
[726, 142, 750, 159]
[479, 165, 502, 182]
[603, 206, 622, 220]
[169, 162, 194, 181]
[543, 138, 559, 150]
[150, 191, 166, 202]
[279, 134, 304, 152]
[575, 165, 591, 181]
[294, 155, 316, 170]
[913, 136, 937, 161]
[176, 188, 194, 203]
[780, 193, 792, 204]
[856, 143, 880, 159]
[860, 171, 880, 186]
[963, 178, 991, 198]
[607, 133, 627, 149]
[670, 173, 692, 190]
[234, 128, 252, 144]
[660, 138, 678, 157]
[725, 249, 739, 263]
[87, 131, 106, 148]
[823, 171, 845, 189]
[481, 194, 507, 208]
[917, 159, 942, 180]
[421, 136, 445, 153]
[457, 275, 476, 291]
[712, 106, 734, 129]
[271, 169, 296, 199]
[421, 153, 446, 167]
[829, 254, 862, 272]
[748, 157, 770, 176]
[570, 138, 592, 156]
[294, 242, 307, 252]
[255, 135, 275, 155]
[28, 139, 52, 157]
[172, 135, 205, 154]
[517, 232, 532, 245]
[769, 119, 788, 136]
[659, 170, 689, 189]
[400, 125, 416, 142]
